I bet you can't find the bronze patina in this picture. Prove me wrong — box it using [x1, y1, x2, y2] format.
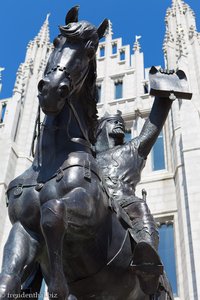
[0, 6, 191, 300]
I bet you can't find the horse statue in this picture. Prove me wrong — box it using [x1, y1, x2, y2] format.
[0, 7, 174, 300]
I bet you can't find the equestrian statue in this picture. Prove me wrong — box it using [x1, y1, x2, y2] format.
[0, 6, 192, 300]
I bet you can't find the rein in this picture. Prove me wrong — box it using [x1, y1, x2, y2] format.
[31, 105, 41, 158]
[31, 59, 95, 158]
[67, 98, 93, 150]
[31, 106, 94, 158]
[51, 63, 95, 150]
[31, 101, 94, 159]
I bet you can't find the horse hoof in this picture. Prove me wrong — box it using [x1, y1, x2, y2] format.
[68, 295, 77, 300]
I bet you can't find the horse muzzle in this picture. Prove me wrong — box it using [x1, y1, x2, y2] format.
[37, 79, 71, 115]
[38, 78, 71, 98]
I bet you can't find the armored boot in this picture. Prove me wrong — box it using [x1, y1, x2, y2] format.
[131, 241, 163, 295]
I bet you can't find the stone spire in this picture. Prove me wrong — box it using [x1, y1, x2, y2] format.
[34, 13, 51, 46]
[163, 0, 199, 69]
[164, 3, 200, 299]
[14, 15, 52, 95]
[25, 14, 51, 63]
[11, 13, 53, 161]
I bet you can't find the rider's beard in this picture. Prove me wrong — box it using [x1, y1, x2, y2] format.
[110, 128, 125, 144]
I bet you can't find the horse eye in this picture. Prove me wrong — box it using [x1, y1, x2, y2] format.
[87, 46, 95, 58]
[38, 80, 45, 93]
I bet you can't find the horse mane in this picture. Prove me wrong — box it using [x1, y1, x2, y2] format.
[83, 57, 98, 145]
[59, 20, 99, 145]
[60, 21, 99, 145]
[59, 21, 99, 44]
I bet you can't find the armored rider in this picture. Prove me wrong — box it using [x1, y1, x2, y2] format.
[95, 69, 178, 295]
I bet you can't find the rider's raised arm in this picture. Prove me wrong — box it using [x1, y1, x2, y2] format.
[136, 67, 192, 159]
[137, 95, 172, 159]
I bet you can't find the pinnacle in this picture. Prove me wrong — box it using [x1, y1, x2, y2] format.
[171, 0, 190, 12]
[133, 35, 141, 53]
[172, 0, 184, 7]
[34, 14, 50, 45]
[105, 19, 113, 39]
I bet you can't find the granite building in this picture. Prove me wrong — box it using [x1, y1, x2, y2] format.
[0, 1, 200, 299]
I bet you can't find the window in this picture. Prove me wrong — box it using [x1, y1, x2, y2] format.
[158, 222, 178, 296]
[14, 111, 21, 141]
[99, 46, 105, 57]
[124, 129, 131, 142]
[96, 84, 102, 103]
[112, 43, 117, 54]
[144, 83, 149, 94]
[114, 81, 123, 99]
[120, 50, 125, 61]
[152, 130, 165, 171]
[0, 103, 6, 123]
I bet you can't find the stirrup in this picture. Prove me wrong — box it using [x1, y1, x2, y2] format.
[131, 262, 163, 276]
[131, 242, 163, 295]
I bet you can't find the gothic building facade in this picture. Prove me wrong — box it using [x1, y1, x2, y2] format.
[0, 1, 200, 299]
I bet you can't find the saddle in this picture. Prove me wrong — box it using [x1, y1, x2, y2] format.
[6, 152, 102, 202]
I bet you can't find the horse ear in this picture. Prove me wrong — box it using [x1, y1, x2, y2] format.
[97, 19, 109, 40]
[65, 6, 79, 25]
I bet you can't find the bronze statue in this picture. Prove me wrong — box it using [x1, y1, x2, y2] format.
[0, 6, 191, 300]
[95, 67, 191, 297]
[95, 109, 161, 295]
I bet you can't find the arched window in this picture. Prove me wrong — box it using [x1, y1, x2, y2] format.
[96, 84, 102, 103]
[143, 82, 149, 94]
[120, 50, 125, 61]
[124, 129, 131, 142]
[114, 81, 123, 99]
[158, 222, 178, 296]
[112, 43, 117, 54]
[152, 130, 165, 171]
[99, 46, 105, 57]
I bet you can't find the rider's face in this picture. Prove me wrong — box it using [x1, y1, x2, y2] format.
[105, 118, 125, 144]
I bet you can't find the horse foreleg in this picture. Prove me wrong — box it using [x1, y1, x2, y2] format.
[40, 199, 69, 300]
[0, 222, 40, 300]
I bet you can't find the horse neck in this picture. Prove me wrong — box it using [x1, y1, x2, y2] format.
[33, 97, 92, 176]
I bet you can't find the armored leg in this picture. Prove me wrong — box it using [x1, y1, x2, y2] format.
[123, 198, 159, 250]
[123, 198, 163, 295]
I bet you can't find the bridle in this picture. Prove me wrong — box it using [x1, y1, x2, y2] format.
[32, 62, 95, 157]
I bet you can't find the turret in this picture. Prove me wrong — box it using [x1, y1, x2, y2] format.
[163, 1, 200, 299]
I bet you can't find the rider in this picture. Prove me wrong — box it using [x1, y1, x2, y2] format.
[95, 70, 175, 295]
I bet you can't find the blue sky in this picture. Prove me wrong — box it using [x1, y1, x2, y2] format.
[0, 0, 200, 99]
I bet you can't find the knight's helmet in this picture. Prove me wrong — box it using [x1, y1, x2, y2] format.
[96, 110, 124, 137]
[95, 110, 125, 152]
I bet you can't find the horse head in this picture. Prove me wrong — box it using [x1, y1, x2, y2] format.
[38, 6, 108, 116]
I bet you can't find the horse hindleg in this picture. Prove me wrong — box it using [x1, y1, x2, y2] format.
[0, 222, 40, 300]
[40, 199, 69, 300]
